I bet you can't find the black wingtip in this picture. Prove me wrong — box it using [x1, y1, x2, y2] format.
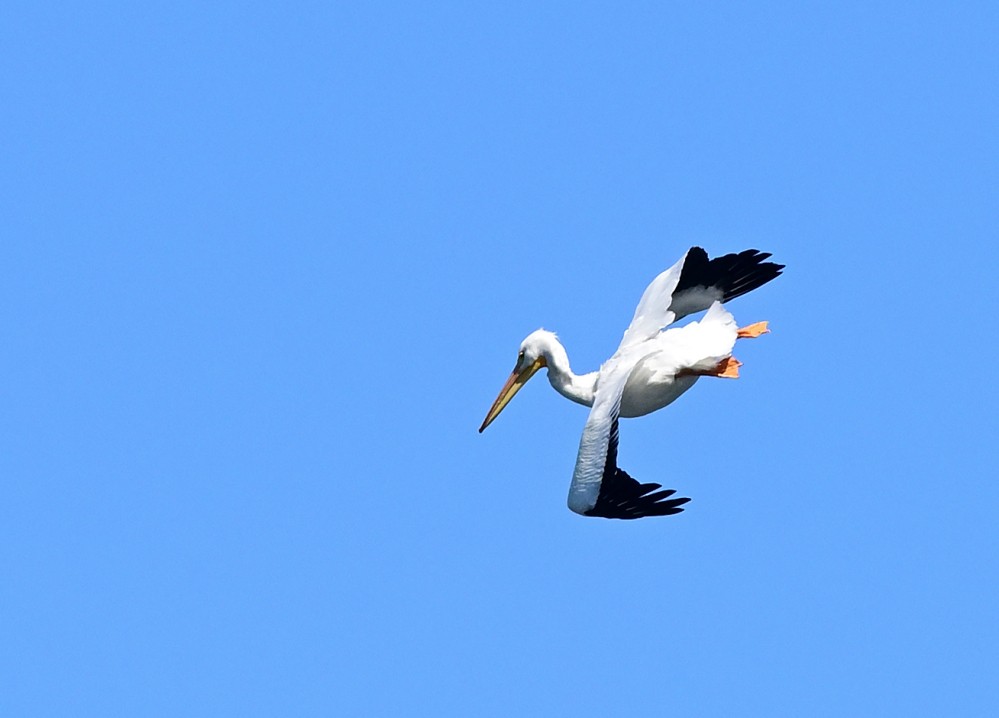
[674, 248, 784, 306]
[584, 469, 692, 520]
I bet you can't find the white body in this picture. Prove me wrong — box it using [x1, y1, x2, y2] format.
[540, 301, 737, 418]
[526, 301, 739, 513]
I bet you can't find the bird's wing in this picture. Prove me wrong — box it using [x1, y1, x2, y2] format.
[566, 361, 691, 519]
[667, 247, 784, 321]
[617, 247, 784, 351]
[616, 252, 687, 350]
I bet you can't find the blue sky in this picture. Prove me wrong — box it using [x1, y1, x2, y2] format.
[3, 2, 998, 715]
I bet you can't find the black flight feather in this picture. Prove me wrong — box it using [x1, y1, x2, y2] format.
[583, 415, 691, 520]
[670, 247, 784, 312]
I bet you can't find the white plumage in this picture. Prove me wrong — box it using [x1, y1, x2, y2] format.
[479, 247, 783, 519]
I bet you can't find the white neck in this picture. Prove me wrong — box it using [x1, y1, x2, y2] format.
[540, 337, 596, 407]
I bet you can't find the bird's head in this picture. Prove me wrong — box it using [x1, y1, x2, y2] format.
[478, 329, 556, 433]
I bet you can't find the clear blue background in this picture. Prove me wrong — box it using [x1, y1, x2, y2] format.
[3, 2, 997, 715]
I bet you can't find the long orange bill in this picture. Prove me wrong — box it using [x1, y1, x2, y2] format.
[478, 357, 546, 433]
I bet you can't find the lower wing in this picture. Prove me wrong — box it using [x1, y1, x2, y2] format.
[566, 363, 691, 520]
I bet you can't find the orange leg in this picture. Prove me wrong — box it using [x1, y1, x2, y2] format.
[737, 321, 769, 339]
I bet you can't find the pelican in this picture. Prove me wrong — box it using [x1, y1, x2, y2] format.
[479, 247, 783, 519]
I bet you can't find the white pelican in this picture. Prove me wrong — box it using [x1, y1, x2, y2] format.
[479, 247, 783, 519]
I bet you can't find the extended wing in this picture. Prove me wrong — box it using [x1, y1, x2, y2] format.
[566, 363, 691, 519]
[617, 247, 784, 351]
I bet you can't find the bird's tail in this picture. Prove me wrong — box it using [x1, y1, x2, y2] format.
[674, 301, 740, 374]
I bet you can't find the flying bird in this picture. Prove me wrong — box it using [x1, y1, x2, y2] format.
[479, 247, 783, 519]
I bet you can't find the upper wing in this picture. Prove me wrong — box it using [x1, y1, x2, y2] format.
[668, 247, 784, 321]
[566, 362, 691, 519]
[617, 247, 784, 351]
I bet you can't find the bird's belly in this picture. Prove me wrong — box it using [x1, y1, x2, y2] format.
[619, 375, 698, 418]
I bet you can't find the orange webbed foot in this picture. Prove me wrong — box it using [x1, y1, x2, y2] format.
[737, 321, 769, 339]
[713, 356, 742, 379]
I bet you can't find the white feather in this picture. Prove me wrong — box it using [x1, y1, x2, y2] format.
[616, 251, 687, 350]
